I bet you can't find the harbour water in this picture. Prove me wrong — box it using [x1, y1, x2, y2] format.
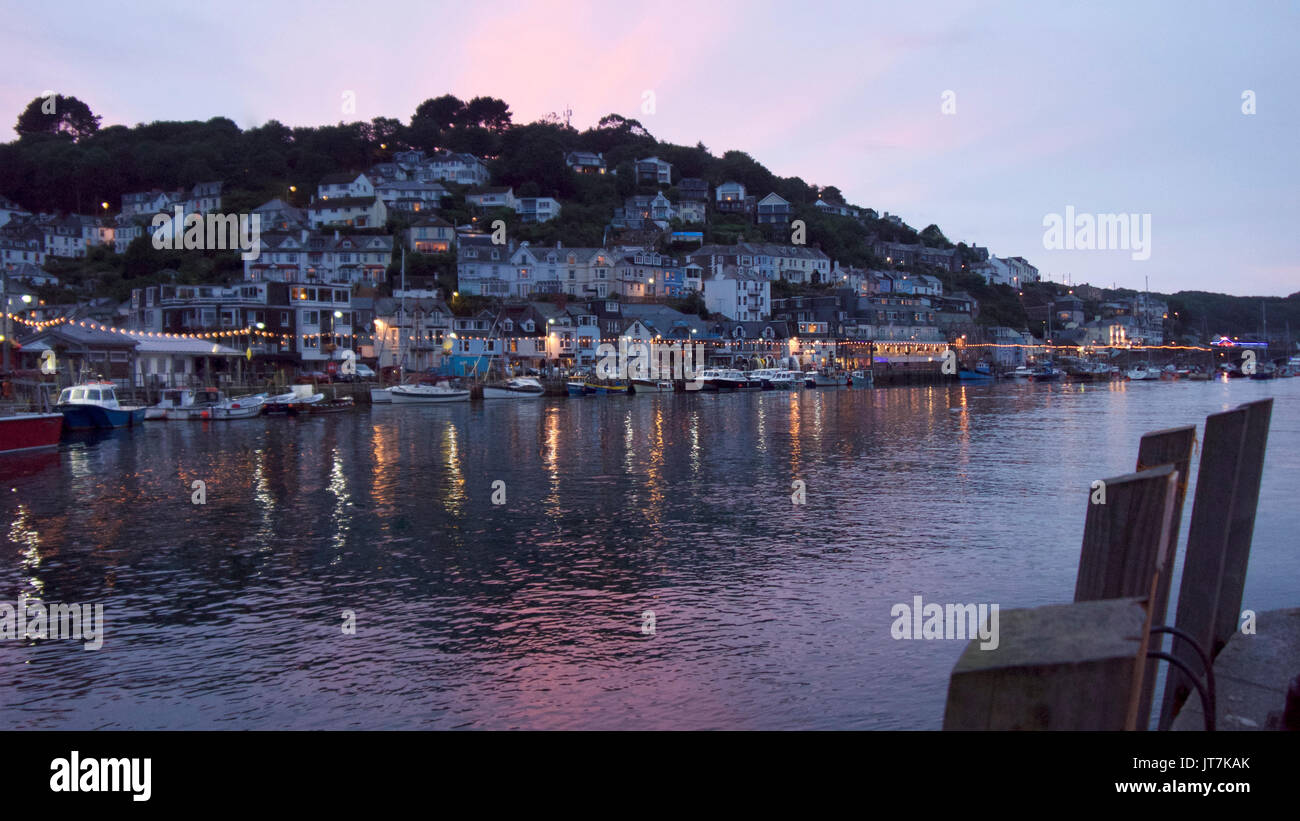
[1, 378, 1296, 729]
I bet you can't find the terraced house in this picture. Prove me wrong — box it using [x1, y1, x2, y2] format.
[244, 230, 393, 285]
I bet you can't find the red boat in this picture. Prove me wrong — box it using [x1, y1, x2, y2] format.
[0, 412, 64, 455]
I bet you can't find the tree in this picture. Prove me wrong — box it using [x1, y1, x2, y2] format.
[462, 96, 513, 133]
[14, 94, 102, 141]
[413, 95, 465, 131]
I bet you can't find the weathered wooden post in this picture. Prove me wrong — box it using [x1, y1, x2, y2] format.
[1073, 463, 1182, 729]
[1134, 425, 1197, 621]
[1158, 398, 1272, 729]
[943, 598, 1151, 730]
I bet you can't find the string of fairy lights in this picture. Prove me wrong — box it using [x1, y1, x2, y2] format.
[4, 312, 1214, 353]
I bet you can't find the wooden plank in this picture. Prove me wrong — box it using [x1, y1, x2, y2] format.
[1135, 425, 1196, 624]
[1075, 464, 1180, 602]
[943, 598, 1149, 730]
[1158, 407, 1249, 729]
[1214, 398, 1272, 654]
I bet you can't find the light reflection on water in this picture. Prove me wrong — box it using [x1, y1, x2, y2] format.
[0, 378, 1295, 729]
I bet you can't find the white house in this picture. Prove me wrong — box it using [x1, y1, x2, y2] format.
[467, 187, 518, 211]
[517, 197, 562, 224]
[374, 180, 449, 213]
[308, 196, 387, 229]
[703, 267, 771, 321]
[715, 181, 747, 206]
[317, 172, 375, 200]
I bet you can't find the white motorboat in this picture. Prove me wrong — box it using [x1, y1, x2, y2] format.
[1009, 366, 1034, 379]
[206, 393, 267, 420]
[747, 368, 793, 390]
[370, 387, 393, 403]
[265, 387, 324, 414]
[390, 383, 470, 403]
[1126, 367, 1159, 381]
[146, 387, 224, 420]
[482, 376, 544, 399]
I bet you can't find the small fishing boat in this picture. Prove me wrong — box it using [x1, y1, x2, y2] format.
[390, 383, 470, 403]
[0, 412, 63, 454]
[483, 376, 545, 399]
[1027, 365, 1064, 382]
[584, 379, 630, 395]
[55, 382, 147, 430]
[803, 369, 847, 388]
[205, 393, 267, 420]
[566, 380, 589, 397]
[265, 388, 324, 415]
[1125, 367, 1159, 381]
[298, 396, 355, 413]
[1008, 365, 1034, 379]
[1248, 362, 1277, 380]
[630, 379, 674, 394]
[958, 368, 994, 381]
[147, 387, 225, 420]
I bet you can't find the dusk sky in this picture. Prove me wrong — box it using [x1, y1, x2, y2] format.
[4, 0, 1297, 296]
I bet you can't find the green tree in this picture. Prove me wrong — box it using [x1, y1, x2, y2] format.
[15, 94, 102, 141]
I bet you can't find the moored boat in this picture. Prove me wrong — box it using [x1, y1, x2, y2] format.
[0, 412, 63, 454]
[390, 383, 470, 403]
[482, 376, 545, 399]
[206, 393, 267, 420]
[55, 382, 147, 430]
[298, 395, 355, 413]
[630, 378, 674, 393]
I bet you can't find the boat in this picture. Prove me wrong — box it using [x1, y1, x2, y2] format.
[748, 369, 796, 390]
[265, 387, 324, 415]
[566, 380, 589, 397]
[205, 393, 267, 420]
[584, 379, 630, 395]
[1248, 362, 1277, 381]
[1027, 365, 1064, 382]
[482, 376, 545, 399]
[1125, 367, 1159, 381]
[687, 369, 727, 391]
[720, 369, 761, 390]
[55, 382, 147, 430]
[369, 387, 393, 403]
[390, 383, 470, 403]
[630, 379, 674, 393]
[0, 412, 63, 454]
[849, 369, 874, 387]
[804, 369, 847, 388]
[958, 368, 994, 381]
[298, 396, 355, 413]
[145, 387, 225, 420]
[1009, 366, 1034, 379]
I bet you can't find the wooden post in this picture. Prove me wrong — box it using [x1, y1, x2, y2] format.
[943, 598, 1150, 730]
[1158, 406, 1248, 728]
[1074, 463, 1181, 729]
[1213, 399, 1272, 653]
[1134, 425, 1196, 622]
[1157, 398, 1272, 730]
